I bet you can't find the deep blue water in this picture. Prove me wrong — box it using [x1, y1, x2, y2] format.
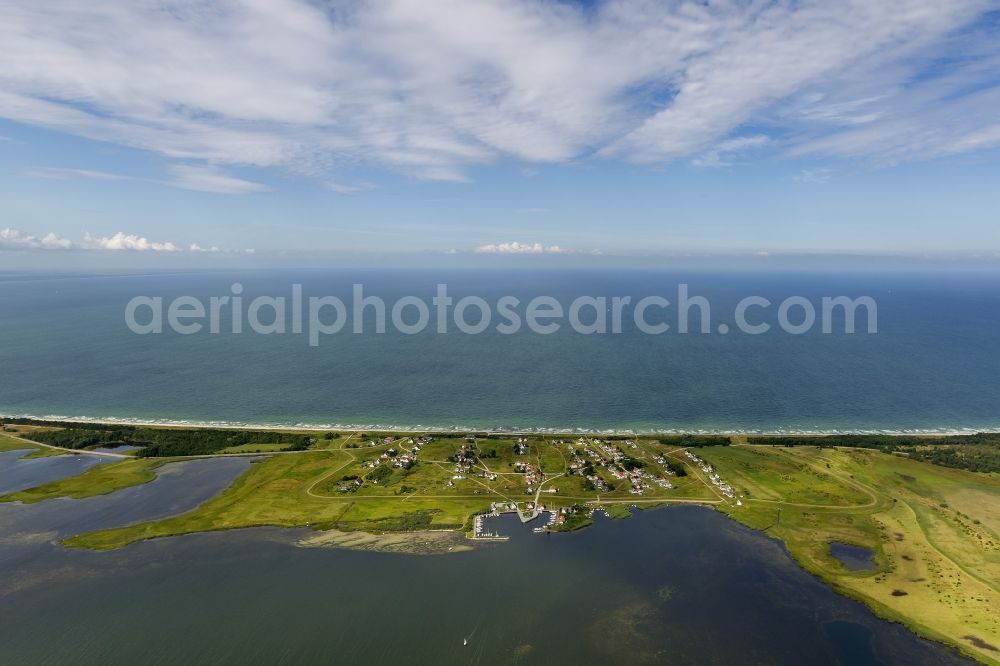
[0, 269, 998, 432]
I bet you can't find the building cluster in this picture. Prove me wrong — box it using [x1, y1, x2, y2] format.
[392, 450, 415, 469]
[566, 438, 676, 496]
[652, 476, 674, 489]
[451, 441, 476, 482]
[338, 478, 363, 492]
[454, 442, 477, 464]
[558, 504, 586, 520]
[344, 436, 435, 490]
[685, 450, 738, 501]
[623, 467, 674, 495]
[383, 437, 427, 469]
[366, 435, 398, 448]
[514, 461, 542, 490]
[650, 455, 675, 474]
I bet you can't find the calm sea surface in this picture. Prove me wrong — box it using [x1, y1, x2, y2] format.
[1, 269, 998, 432]
[0, 453, 969, 665]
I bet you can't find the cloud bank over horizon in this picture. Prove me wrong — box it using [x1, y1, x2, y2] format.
[2, 0, 999, 190]
[0, 227, 252, 254]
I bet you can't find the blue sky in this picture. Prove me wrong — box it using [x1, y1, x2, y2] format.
[1, 1, 1000, 267]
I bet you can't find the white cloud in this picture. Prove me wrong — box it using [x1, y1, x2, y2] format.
[0, 227, 73, 250]
[38, 232, 72, 249]
[326, 180, 376, 195]
[84, 232, 179, 252]
[1, 227, 256, 254]
[602, 2, 991, 163]
[474, 241, 574, 255]
[166, 165, 271, 195]
[693, 135, 770, 168]
[0, 0, 994, 184]
[794, 168, 834, 184]
[22, 165, 269, 195]
[21, 167, 134, 182]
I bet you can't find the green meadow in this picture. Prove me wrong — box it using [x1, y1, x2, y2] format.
[0, 458, 168, 503]
[0, 429, 66, 458]
[699, 445, 1000, 665]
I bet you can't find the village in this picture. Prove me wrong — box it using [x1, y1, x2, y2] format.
[315, 432, 731, 539]
[460, 436, 704, 538]
[568, 437, 677, 496]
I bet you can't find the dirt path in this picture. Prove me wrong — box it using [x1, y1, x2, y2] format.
[303, 434, 359, 498]
[741, 445, 882, 510]
[2, 433, 129, 459]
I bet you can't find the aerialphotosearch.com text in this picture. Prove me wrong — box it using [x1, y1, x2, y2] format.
[125, 283, 878, 346]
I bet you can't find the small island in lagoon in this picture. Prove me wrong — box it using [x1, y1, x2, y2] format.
[2, 420, 999, 664]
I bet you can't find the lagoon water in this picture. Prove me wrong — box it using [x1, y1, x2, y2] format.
[1, 269, 999, 433]
[0, 452, 968, 665]
[0, 449, 104, 495]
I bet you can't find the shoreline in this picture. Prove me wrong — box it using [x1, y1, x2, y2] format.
[3, 412, 998, 437]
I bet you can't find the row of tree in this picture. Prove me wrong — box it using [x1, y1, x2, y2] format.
[747, 433, 1000, 473]
[658, 435, 731, 448]
[5, 420, 330, 457]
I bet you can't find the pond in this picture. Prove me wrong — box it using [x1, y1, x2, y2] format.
[830, 541, 878, 572]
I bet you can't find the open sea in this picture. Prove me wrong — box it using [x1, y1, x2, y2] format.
[1, 268, 998, 433]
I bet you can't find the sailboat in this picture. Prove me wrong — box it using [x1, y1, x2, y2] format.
[464, 621, 479, 646]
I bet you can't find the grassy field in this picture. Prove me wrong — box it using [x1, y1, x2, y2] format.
[60, 434, 716, 550]
[216, 443, 290, 454]
[0, 432, 65, 458]
[699, 445, 1000, 665]
[62, 448, 490, 549]
[0, 458, 168, 503]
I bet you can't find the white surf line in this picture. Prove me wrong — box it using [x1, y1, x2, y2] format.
[8, 414, 994, 438]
